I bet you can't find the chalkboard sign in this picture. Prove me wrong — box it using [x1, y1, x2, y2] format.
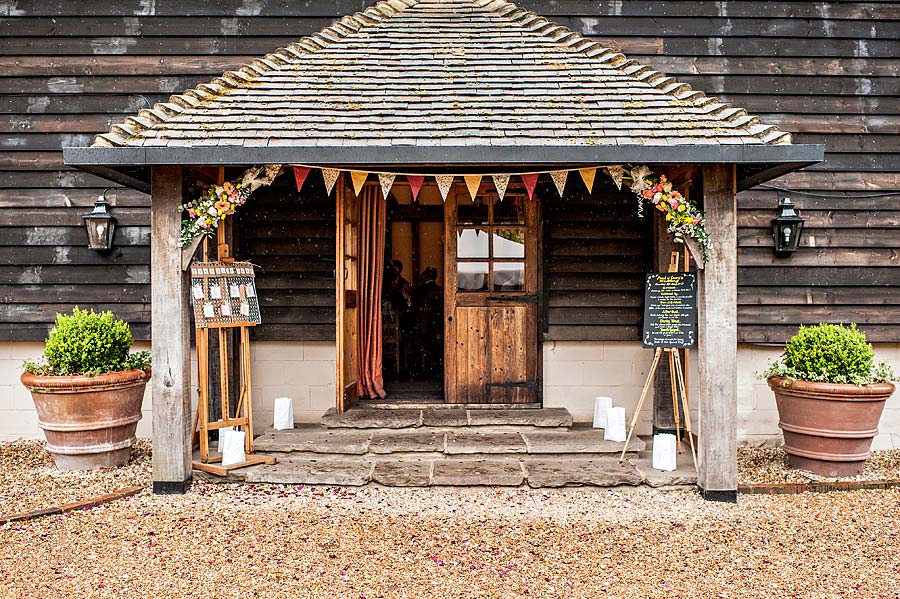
[642, 273, 697, 348]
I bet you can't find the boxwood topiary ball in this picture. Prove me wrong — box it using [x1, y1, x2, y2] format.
[782, 323, 874, 385]
[43, 307, 133, 376]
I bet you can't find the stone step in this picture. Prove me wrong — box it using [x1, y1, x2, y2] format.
[319, 407, 574, 429]
[254, 426, 646, 456]
[223, 455, 677, 488]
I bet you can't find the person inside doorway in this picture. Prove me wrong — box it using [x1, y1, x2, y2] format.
[411, 266, 443, 377]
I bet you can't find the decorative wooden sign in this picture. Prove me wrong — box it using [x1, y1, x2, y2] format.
[189, 261, 261, 329]
[642, 273, 697, 349]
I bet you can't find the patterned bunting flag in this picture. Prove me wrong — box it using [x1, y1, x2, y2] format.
[292, 166, 310, 192]
[606, 165, 626, 190]
[407, 175, 425, 202]
[463, 175, 482, 200]
[550, 170, 569, 197]
[521, 173, 539, 200]
[492, 174, 510, 201]
[350, 171, 368, 197]
[378, 173, 396, 200]
[435, 174, 454, 202]
[578, 168, 596, 193]
[322, 168, 340, 196]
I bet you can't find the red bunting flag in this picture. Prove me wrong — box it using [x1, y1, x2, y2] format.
[292, 166, 310, 192]
[407, 175, 425, 202]
[521, 173, 539, 200]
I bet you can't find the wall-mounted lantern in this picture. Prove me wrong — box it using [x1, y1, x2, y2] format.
[82, 188, 116, 251]
[771, 197, 804, 257]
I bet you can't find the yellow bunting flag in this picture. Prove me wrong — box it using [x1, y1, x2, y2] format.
[550, 170, 569, 197]
[578, 168, 596, 193]
[378, 173, 396, 200]
[322, 168, 340, 196]
[435, 174, 454, 202]
[463, 175, 482, 200]
[492, 174, 510, 201]
[350, 171, 368, 197]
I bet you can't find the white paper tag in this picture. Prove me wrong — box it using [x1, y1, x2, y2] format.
[220, 303, 232, 317]
[203, 303, 215, 318]
[245, 284, 256, 298]
[209, 284, 222, 300]
[604, 407, 627, 442]
[240, 302, 250, 316]
[192, 284, 204, 300]
[229, 284, 240, 299]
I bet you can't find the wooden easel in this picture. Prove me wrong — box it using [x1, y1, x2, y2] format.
[620, 252, 698, 470]
[191, 226, 275, 476]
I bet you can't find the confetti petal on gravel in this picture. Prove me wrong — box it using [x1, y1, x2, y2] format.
[1, 440, 900, 598]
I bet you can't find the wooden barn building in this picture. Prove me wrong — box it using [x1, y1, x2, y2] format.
[1, 1, 898, 497]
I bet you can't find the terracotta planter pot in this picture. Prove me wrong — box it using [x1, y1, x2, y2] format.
[21, 368, 150, 471]
[767, 375, 894, 477]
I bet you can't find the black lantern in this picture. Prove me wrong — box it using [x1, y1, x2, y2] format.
[82, 189, 116, 251]
[771, 197, 804, 257]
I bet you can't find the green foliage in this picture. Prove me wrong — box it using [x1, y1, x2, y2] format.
[23, 308, 151, 377]
[764, 323, 896, 385]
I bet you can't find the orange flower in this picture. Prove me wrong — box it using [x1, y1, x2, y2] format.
[214, 199, 229, 212]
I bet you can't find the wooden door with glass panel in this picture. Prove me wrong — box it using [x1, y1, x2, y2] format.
[444, 185, 540, 404]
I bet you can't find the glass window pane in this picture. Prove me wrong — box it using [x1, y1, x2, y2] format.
[458, 262, 489, 291]
[493, 262, 525, 291]
[458, 196, 489, 225]
[493, 229, 525, 258]
[493, 194, 525, 224]
[457, 228, 489, 258]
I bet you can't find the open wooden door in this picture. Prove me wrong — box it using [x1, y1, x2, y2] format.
[335, 175, 359, 413]
[444, 184, 540, 404]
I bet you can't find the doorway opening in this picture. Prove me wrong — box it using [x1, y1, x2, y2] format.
[379, 183, 445, 402]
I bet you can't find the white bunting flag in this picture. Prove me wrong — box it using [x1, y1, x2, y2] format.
[435, 174, 454, 202]
[492, 174, 510, 201]
[463, 175, 482, 200]
[378, 173, 396, 200]
[322, 168, 340, 196]
[350, 171, 368, 197]
[550, 170, 569, 197]
[578, 168, 597, 193]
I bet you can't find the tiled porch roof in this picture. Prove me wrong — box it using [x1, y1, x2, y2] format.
[91, 0, 793, 151]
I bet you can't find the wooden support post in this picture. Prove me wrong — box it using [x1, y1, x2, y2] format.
[150, 166, 192, 494]
[697, 164, 738, 502]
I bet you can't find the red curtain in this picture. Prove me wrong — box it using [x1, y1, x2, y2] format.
[357, 185, 387, 399]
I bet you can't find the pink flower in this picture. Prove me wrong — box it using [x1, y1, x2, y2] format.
[642, 189, 654, 199]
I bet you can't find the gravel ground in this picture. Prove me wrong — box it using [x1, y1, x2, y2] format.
[738, 446, 900, 485]
[0, 439, 151, 515]
[1, 483, 899, 598]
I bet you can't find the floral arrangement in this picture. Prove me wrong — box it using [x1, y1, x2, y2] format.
[178, 164, 282, 247]
[625, 165, 711, 263]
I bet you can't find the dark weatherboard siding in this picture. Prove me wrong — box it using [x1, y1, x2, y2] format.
[1, 1, 898, 342]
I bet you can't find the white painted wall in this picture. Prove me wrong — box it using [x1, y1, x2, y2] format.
[2, 340, 898, 450]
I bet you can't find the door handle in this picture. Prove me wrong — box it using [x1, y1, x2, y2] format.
[447, 316, 453, 322]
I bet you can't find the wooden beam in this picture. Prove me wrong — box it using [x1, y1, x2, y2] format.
[697, 164, 738, 502]
[150, 166, 192, 494]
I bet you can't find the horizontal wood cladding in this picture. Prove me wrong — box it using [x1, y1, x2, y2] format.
[542, 182, 652, 342]
[0, 1, 898, 344]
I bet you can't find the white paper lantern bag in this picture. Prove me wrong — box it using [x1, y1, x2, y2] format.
[215, 426, 234, 454]
[221, 429, 247, 467]
[652, 433, 678, 472]
[273, 396, 294, 430]
[604, 406, 627, 442]
[592, 396, 613, 429]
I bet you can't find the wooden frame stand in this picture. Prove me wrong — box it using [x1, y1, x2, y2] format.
[620, 346, 698, 470]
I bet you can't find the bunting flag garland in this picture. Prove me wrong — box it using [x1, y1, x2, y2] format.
[435, 174, 455, 202]
[464, 175, 482, 200]
[550, 170, 568, 197]
[605, 165, 625, 190]
[578, 168, 596, 193]
[521, 173, 539, 200]
[407, 175, 425, 202]
[378, 173, 396, 200]
[322, 168, 340, 196]
[293, 166, 310, 192]
[350, 170, 368, 196]
[492, 174, 510, 201]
